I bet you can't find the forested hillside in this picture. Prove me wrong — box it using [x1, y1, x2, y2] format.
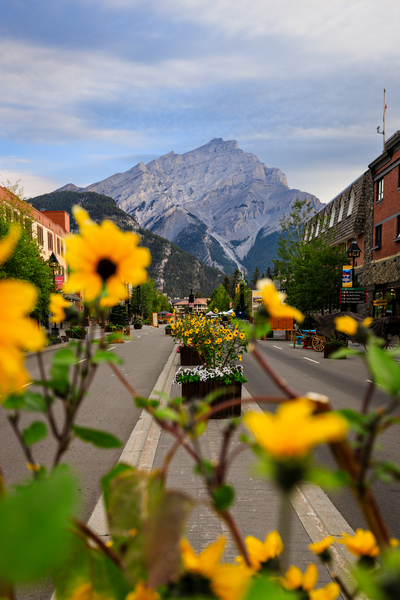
[30, 191, 225, 297]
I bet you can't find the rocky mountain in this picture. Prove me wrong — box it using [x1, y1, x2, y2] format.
[60, 139, 322, 274]
[30, 191, 225, 297]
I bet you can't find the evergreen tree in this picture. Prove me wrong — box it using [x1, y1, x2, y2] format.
[266, 266, 273, 279]
[208, 284, 231, 312]
[223, 275, 231, 298]
[109, 303, 128, 327]
[250, 267, 260, 287]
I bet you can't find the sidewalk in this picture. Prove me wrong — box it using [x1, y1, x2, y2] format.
[86, 342, 357, 594]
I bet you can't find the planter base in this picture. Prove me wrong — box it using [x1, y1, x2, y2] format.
[181, 381, 242, 419]
[180, 345, 203, 366]
[324, 345, 346, 359]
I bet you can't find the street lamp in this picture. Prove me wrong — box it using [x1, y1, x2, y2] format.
[189, 289, 194, 313]
[347, 239, 362, 288]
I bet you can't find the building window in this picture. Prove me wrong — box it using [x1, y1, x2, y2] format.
[375, 224, 382, 249]
[56, 237, 61, 255]
[329, 205, 336, 227]
[338, 197, 344, 222]
[376, 179, 384, 203]
[347, 188, 355, 216]
[37, 225, 44, 246]
[47, 232, 53, 251]
[315, 219, 320, 236]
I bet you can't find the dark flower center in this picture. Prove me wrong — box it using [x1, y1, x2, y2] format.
[96, 258, 117, 282]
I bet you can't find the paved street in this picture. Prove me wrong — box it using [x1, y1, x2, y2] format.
[242, 333, 400, 540]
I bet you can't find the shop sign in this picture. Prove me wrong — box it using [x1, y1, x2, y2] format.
[55, 275, 64, 290]
[340, 287, 367, 304]
[152, 312, 159, 327]
[373, 299, 388, 306]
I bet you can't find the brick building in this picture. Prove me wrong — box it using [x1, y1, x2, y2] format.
[307, 130, 400, 318]
[365, 130, 400, 317]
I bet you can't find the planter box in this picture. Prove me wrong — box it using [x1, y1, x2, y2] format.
[165, 328, 172, 335]
[181, 380, 242, 419]
[180, 345, 203, 366]
[133, 323, 142, 330]
[324, 345, 346, 359]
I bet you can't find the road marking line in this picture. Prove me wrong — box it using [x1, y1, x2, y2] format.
[78, 359, 87, 363]
[303, 357, 320, 364]
[107, 346, 116, 350]
[273, 345, 282, 350]
[136, 336, 141, 338]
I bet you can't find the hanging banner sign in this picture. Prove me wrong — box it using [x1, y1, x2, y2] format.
[342, 265, 353, 288]
[152, 312, 159, 327]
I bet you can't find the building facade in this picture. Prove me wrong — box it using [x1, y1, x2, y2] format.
[0, 186, 70, 289]
[366, 130, 400, 317]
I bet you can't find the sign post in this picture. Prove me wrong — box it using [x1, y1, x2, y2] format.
[340, 287, 367, 304]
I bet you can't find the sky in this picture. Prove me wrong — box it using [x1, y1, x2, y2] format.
[1, 0, 400, 205]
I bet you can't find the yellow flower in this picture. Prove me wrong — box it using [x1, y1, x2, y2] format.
[181, 537, 251, 600]
[237, 530, 283, 571]
[240, 333, 246, 340]
[69, 582, 112, 600]
[310, 583, 341, 600]
[125, 581, 159, 600]
[238, 355, 242, 361]
[309, 536, 335, 556]
[337, 529, 379, 557]
[334, 316, 357, 336]
[49, 293, 71, 323]
[256, 279, 304, 323]
[281, 564, 340, 600]
[0, 226, 46, 398]
[63, 206, 151, 305]
[244, 399, 347, 458]
[363, 317, 373, 328]
[281, 563, 318, 592]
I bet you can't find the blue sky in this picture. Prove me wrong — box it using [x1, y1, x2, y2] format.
[1, 0, 399, 204]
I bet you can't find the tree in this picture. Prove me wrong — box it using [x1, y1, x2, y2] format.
[109, 303, 128, 327]
[0, 184, 53, 325]
[131, 279, 172, 320]
[229, 269, 242, 298]
[208, 284, 232, 312]
[223, 275, 231, 298]
[250, 267, 260, 287]
[273, 199, 345, 316]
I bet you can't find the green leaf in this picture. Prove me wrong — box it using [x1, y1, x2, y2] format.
[366, 344, 400, 396]
[339, 409, 369, 434]
[52, 348, 78, 367]
[22, 421, 48, 446]
[212, 484, 235, 511]
[49, 364, 70, 396]
[22, 391, 48, 412]
[52, 531, 132, 600]
[308, 467, 349, 489]
[0, 468, 77, 584]
[101, 463, 134, 512]
[106, 470, 193, 588]
[245, 574, 296, 600]
[91, 350, 123, 365]
[153, 407, 180, 422]
[2, 392, 25, 410]
[134, 397, 160, 409]
[72, 425, 122, 449]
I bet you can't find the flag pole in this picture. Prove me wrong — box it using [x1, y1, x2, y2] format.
[383, 88, 386, 151]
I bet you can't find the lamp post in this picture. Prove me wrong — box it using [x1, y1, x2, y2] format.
[189, 289, 194, 313]
[49, 252, 60, 336]
[347, 239, 362, 312]
[347, 239, 362, 287]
